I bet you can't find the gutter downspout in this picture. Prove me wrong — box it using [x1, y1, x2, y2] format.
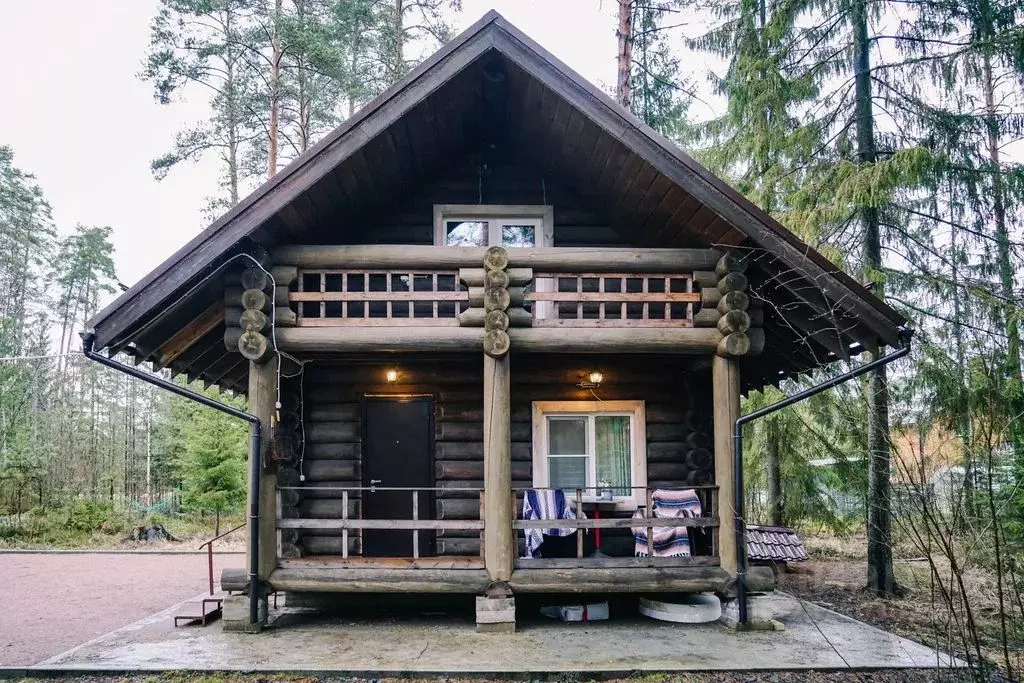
[80, 331, 264, 626]
[732, 326, 913, 625]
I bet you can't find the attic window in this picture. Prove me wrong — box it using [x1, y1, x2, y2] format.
[433, 204, 553, 248]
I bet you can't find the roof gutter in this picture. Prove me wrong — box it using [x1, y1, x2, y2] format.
[80, 331, 263, 627]
[732, 325, 913, 625]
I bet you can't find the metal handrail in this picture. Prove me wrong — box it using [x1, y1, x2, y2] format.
[198, 522, 246, 551]
[198, 522, 246, 596]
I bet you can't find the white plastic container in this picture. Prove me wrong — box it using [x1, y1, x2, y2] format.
[639, 594, 721, 623]
[540, 601, 610, 622]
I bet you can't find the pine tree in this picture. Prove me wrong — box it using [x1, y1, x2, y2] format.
[614, 1, 693, 137]
[143, 0, 264, 211]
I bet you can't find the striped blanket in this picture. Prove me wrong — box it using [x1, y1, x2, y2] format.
[632, 488, 702, 557]
[521, 489, 585, 559]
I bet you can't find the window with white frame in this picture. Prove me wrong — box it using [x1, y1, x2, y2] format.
[531, 401, 647, 509]
[433, 204, 554, 248]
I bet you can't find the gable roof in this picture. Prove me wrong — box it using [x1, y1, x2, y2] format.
[86, 11, 905, 393]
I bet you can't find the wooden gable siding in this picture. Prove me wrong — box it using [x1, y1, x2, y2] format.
[289, 355, 713, 558]
[88, 14, 905, 396]
[308, 157, 635, 248]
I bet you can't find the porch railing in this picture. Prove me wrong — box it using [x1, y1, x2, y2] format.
[511, 485, 719, 569]
[276, 485, 484, 564]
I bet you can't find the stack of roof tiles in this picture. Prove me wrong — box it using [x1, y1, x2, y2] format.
[746, 525, 808, 562]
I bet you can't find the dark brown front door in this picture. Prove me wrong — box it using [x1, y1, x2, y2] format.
[362, 396, 434, 557]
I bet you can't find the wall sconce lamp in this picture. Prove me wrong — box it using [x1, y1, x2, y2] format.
[385, 368, 399, 383]
[578, 371, 603, 389]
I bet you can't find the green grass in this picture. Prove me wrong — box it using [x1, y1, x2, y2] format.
[0, 501, 244, 548]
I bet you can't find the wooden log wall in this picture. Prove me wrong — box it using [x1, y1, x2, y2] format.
[693, 252, 764, 358]
[272, 372, 305, 559]
[507, 356, 715, 559]
[291, 355, 713, 559]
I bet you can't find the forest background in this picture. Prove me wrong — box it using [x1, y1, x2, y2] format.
[0, 0, 1022, 674]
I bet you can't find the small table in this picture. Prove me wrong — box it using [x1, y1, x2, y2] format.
[582, 499, 619, 552]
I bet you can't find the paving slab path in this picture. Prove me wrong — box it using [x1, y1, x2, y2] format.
[0, 551, 242, 666]
[33, 592, 958, 674]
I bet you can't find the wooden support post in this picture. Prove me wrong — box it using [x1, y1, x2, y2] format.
[412, 490, 420, 559]
[342, 490, 349, 559]
[248, 358, 278, 581]
[712, 355, 741, 574]
[483, 353, 513, 583]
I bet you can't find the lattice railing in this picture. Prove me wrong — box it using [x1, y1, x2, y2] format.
[291, 270, 469, 326]
[525, 273, 699, 326]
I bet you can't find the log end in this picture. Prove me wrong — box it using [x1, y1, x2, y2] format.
[716, 332, 750, 357]
[483, 329, 511, 357]
[484, 246, 509, 271]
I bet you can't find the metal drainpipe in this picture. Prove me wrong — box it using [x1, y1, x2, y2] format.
[732, 326, 913, 625]
[80, 331, 264, 626]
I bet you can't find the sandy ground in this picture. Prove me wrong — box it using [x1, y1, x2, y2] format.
[0, 552, 242, 666]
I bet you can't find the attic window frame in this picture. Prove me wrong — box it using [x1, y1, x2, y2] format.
[433, 204, 554, 247]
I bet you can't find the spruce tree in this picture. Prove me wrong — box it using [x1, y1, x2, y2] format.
[179, 389, 247, 534]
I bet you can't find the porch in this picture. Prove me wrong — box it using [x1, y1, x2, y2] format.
[269, 483, 768, 595]
[238, 245, 756, 621]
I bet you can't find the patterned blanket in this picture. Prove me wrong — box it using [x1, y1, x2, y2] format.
[521, 489, 586, 559]
[632, 488, 702, 557]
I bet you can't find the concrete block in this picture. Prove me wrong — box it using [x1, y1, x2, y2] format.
[476, 595, 515, 632]
[222, 594, 267, 633]
[719, 595, 784, 631]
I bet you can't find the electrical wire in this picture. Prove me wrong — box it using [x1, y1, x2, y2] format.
[296, 359, 308, 482]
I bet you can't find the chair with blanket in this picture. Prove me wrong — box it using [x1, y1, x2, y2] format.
[521, 488, 592, 559]
[632, 488, 702, 557]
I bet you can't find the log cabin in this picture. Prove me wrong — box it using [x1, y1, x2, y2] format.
[83, 12, 906, 631]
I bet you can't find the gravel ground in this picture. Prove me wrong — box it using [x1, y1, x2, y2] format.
[0, 552, 241, 666]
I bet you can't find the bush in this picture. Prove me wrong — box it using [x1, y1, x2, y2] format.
[62, 500, 121, 533]
[0, 500, 134, 547]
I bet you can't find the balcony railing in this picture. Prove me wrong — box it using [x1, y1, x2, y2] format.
[290, 268, 700, 328]
[292, 270, 468, 326]
[525, 273, 698, 327]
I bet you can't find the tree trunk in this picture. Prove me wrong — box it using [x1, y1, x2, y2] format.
[393, 0, 405, 80]
[982, 50, 1024, 475]
[766, 417, 783, 526]
[268, 0, 282, 179]
[983, 53, 1020, 382]
[224, 5, 240, 204]
[215, 509, 221, 537]
[853, 0, 895, 597]
[946, 186, 975, 520]
[616, 0, 633, 110]
[296, 0, 311, 153]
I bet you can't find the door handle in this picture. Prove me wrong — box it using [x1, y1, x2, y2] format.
[370, 479, 382, 492]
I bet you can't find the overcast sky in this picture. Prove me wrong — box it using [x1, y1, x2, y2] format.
[0, 1, 629, 308]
